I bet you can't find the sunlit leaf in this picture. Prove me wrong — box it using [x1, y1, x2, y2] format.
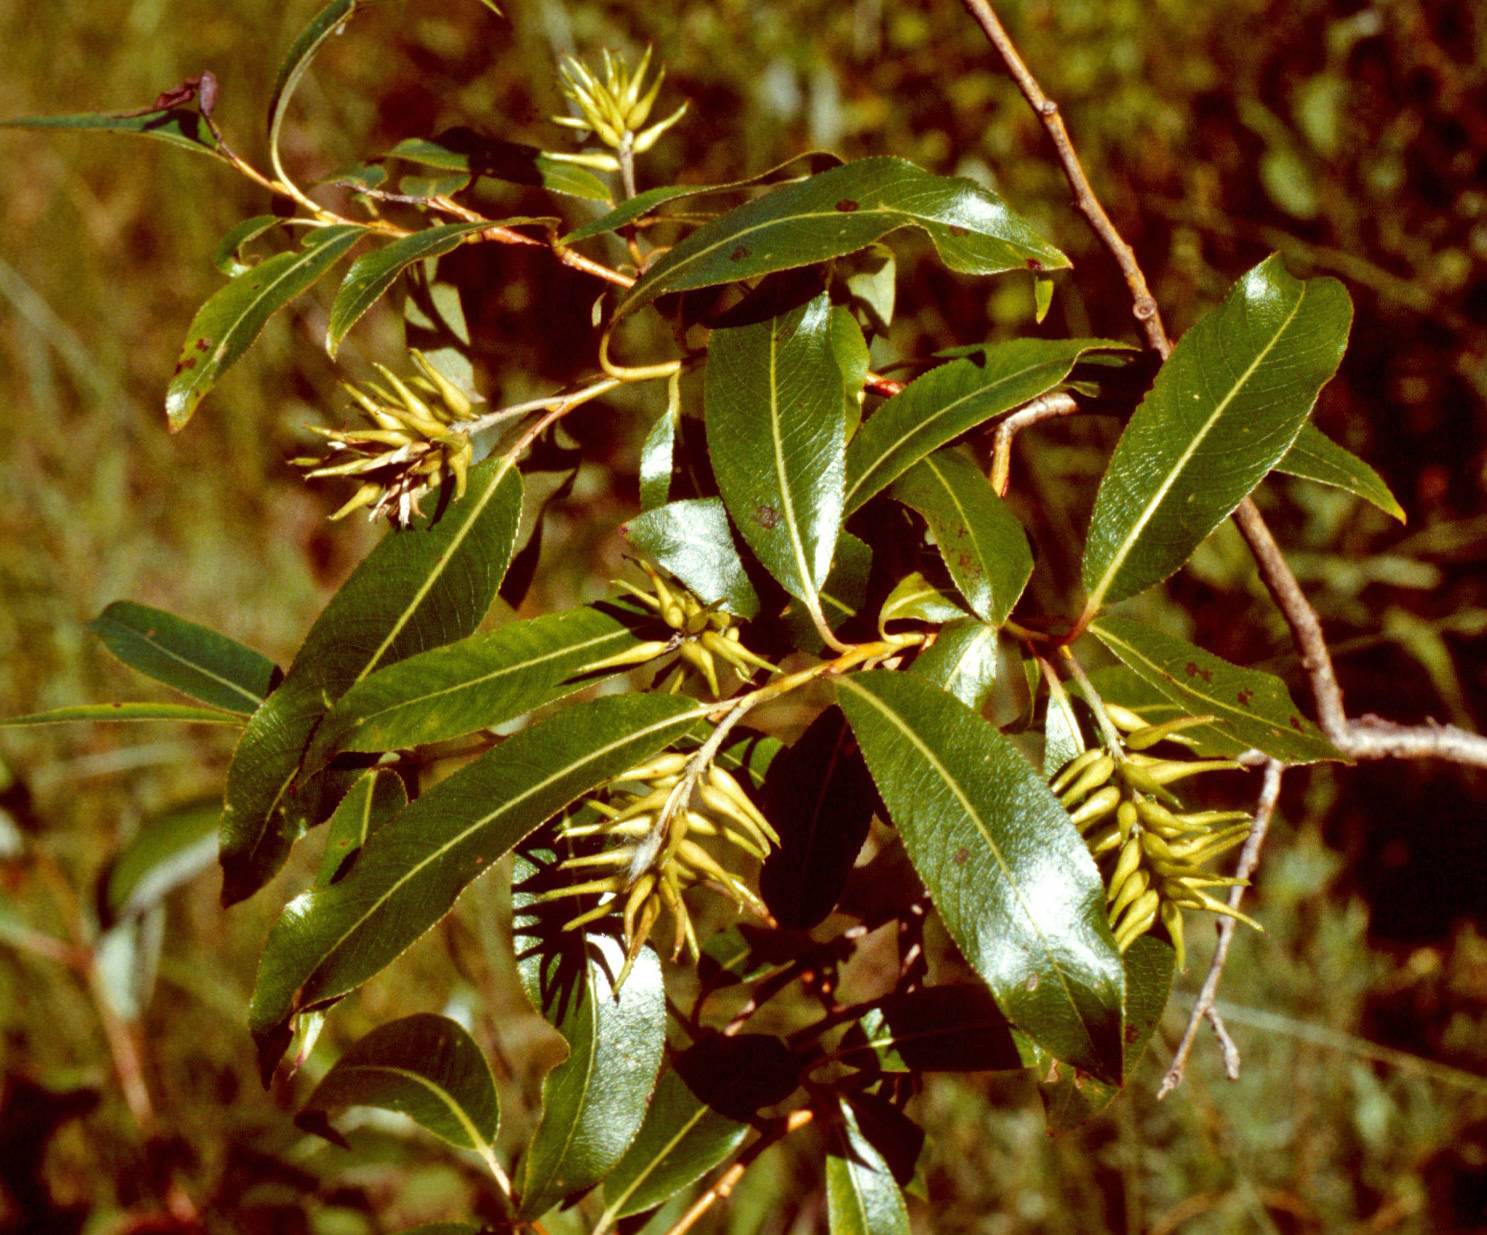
[623, 499, 760, 620]
[387, 130, 611, 202]
[1276, 423, 1405, 522]
[908, 620, 999, 711]
[826, 1097, 911, 1235]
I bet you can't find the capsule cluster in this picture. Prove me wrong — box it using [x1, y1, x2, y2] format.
[1051, 708, 1257, 970]
[550, 48, 689, 169]
[293, 351, 478, 527]
[531, 752, 780, 987]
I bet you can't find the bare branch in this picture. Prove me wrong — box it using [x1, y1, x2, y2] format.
[990, 391, 1079, 495]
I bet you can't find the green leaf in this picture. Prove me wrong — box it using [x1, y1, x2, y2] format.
[1082, 665, 1241, 759]
[617, 157, 1068, 320]
[269, 0, 369, 164]
[0, 703, 240, 727]
[878, 572, 966, 634]
[890, 447, 1032, 627]
[826, 1097, 911, 1235]
[220, 460, 523, 905]
[247, 693, 703, 1073]
[638, 401, 679, 511]
[308, 602, 653, 766]
[1041, 666, 1087, 778]
[386, 131, 611, 202]
[836, 985, 1022, 1074]
[829, 306, 870, 437]
[316, 769, 407, 887]
[517, 934, 666, 1218]
[1276, 423, 1405, 522]
[3, 108, 222, 157]
[90, 601, 278, 715]
[705, 294, 844, 627]
[836, 672, 1125, 1081]
[845, 338, 1123, 513]
[908, 620, 999, 711]
[166, 225, 365, 430]
[623, 499, 760, 620]
[297, 1013, 499, 1152]
[327, 222, 489, 357]
[786, 531, 873, 654]
[1087, 615, 1341, 764]
[1081, 255, 1353, 612]
[103, 799, 220, 924]
[599, 1066, 748, 1222]
[211, 215, 283, 277]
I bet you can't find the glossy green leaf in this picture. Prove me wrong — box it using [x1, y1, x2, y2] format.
[617, 157, 1068, 319]
[166, 225, 364, 430]
[878, 572, 966, 634]
[0, 703, 240, 727]
[316, 769, 407, 887]
[211, 215, 283, 277]
[386, 131, 611, 202]
[1082, 256, 1353, 612]
[220, 460, 523, 905]
[908, 620, 999, 711]
[103, 799, 219, 924]
[826, 1097, 911, 1235]
[890, 447, 1032, 627]
[599, 1066, 748, 1222]
[705, 294, 844, 624]
[1276, 423, 1405, 522]
[90, 601, 278, 715]
[623, 499, 760, 619]
[836, 985, 1022, 1074]
[1042, 668, 1086, 778]
[269, 0, 368, 161]
[786, 531, 873, 654]
[829, 306, 870, 436]
[308, 602, 654, 766]
[327, 222, 489, 357]
[517, 931, 666, 1218]
[297, 1013, 499, 1152]
[3, 108, 222, 157]
[837, 672, 1125, 1081]
[638, 401, 679, 511]
[1082, 665, 1241, 758]
[1088, 615, 1341, 764]
[845, 338, 1123, 512]
[248, 693, 702, 1072]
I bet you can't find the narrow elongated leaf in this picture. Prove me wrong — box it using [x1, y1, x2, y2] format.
[1082, 256, 1353, 612]
[623, 499, 759, 619]
[1042, 667, 1087, 778]
[909, 620, 999, 710]
[705, 294, 843, 623]
[90, 601, 278, 715]
[827, 1098, 911, 1235]
[517, 935, 666, 1218]
[386, 131, 610, 202]
[166, 225, 364, 430]
[269, 0, 367, 155]
[308, 603, 653, 766]
[837, 672, 1125, 1080]
[599, 1067, 748, 1222]
[1082, 665, 1240, 758]
[3, 108, 222, 157]
[297, 1013, 498, 1151]
[211, 215, 284, 277]
[836, 985, 1022, 1074]
[638, 402, 678, 510]
[830, 307, 870, 436]
[327, 222, 489, 356]
[248, 693, 703, 1071]
[617, 158, 1067, 319]
[221, 460, 523, 905]
[103, 800, 219, 924]
[1, 703, 240, 727]
[891, 447, 1032, 627]
[1276, 423, 1405, 522]
[1088, 615, 1340, 764]
[316, 769, 407, 887]
[845, 338, 1123, 512]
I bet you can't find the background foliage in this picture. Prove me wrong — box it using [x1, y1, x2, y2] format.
[1, 1, 1484, 1232]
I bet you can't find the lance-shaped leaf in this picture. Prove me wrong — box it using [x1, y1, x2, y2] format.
[297, 1013, 499, 1153]
[598, 1067, 748, 1222]
[102, 799, 220, 925]
[835, 985, 1023, 1074]
[878, 572, 966, 634]
[837, 672, 1125, 1081]
[3, 108, 222, 158]
[845, 338, 1124, 512]
[90, 602, 278, 715]
[386, 131, 611, 202]
[826, 1098, 911, 1235]
[1, 703, 240, 727]
[617, 157, 1067, 319]
[327, 222, 490, 356]
[890, 447, 1032, 627]
[220, 460, 523, 905]
[248, 693, 702, 1073]
[1081, 256, 1353, 613]
[623, 499, 760, 619]
[638, 400, 679, 511]
[1041, 665, 1087, 779]
[1276, 423, 1405, 522]
[1082, 665, 1240, 759]
[908, 620, 999, 711]
[705, 294, 843, 626]
[269, 0, 368, 161]
[1087, 615, 1340, 764]
[211, 215, 284, 277]
[316, 769, 407, 887]
[307, 603, 655, 767]
[166, 225, 364, 430]
[517, 935, 666, 1219]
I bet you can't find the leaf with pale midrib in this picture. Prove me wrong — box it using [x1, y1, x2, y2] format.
[826, 1098, 911, 1235]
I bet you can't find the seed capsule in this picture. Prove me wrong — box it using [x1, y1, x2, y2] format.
[1069, 785, 1122, 831]
[1059, 754, 1116, 808]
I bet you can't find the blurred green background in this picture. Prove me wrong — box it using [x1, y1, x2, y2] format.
[1, 0, 1485, 1232]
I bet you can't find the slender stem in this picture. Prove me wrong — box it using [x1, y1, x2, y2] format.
[1057, 644, 1124, 757]
[659, 1109, 816, 1235]
[990, 391, 1080, 496]
[598, 327, 683, 382]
